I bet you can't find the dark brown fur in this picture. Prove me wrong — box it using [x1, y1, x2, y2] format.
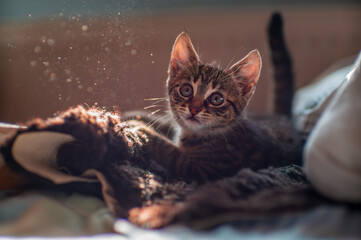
[268, 12, 295, 117]
[1, 106, 322, 229]
[126, 26, 302, 183]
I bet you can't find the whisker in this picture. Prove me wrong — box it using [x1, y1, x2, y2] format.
[144, 97, 167, 101]
[146, 115, 165, 128]
[146, 113, 169, 130]
[165, 113, 176, 138]
[150, 109, 161, 115]
[154, 114, 173, 133]
[234, 119, 246, 131]
[220, 130, 231, 151]
[175, 60, 194, 76]
[217, 73, 232, 83]
[225, 56, 236, 70]
[149, 99, 169, 106]
[217, 60, 221, 70]
[144, 104, 167, 110]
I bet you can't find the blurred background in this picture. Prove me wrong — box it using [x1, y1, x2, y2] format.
[0, 0, 360, 123]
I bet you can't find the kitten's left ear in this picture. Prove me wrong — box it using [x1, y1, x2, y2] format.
[229, 50, 262, 96]
[169, 32, 200, 75]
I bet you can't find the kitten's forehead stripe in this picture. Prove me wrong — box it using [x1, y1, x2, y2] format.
[199, 81, 209, 95]
[191, 81, 200, 96]
[200, 70, 205, 83]
[204, 83, 219, 99]
[193, 75, 201, 84]
[212, 81, 218, 89]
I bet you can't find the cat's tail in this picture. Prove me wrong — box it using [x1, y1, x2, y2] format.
[268, 12, 294, 117]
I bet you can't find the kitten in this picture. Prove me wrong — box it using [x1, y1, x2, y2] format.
[127, 19, 301, 183]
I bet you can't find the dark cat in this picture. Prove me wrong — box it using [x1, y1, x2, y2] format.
[126, 14, 302, 183]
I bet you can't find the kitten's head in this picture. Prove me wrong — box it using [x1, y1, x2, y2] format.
[166, 32, 262, 134]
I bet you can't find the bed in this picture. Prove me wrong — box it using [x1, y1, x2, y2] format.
[0, 54, 360, 239]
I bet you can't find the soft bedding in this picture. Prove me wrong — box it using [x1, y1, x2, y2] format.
[0, 106, 325, 227]
[0, 190, 360, 239]
[0, 106, 360, 239]
[0, 54, 361, 239]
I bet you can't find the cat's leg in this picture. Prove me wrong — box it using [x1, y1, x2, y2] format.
[128, 120, 230, 183]
[123, 110, 176, 139]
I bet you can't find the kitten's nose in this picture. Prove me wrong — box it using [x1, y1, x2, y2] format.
[189, 107, 201, 116]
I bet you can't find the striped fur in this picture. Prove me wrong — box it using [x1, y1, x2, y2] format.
[129, 26, 301, 183]
[268, 12, 294, 117]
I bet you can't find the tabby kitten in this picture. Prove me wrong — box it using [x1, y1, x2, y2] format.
[130, 29, 301, 183]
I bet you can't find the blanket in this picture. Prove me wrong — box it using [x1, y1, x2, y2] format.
[0, 106, 345, 229]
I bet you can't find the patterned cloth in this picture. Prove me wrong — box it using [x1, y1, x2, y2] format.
[0, 106, 330, 230]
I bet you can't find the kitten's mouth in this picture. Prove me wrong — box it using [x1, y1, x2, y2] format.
[185, 116, 200, 124]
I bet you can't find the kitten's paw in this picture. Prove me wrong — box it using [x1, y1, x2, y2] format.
[128, 204, 177, 228]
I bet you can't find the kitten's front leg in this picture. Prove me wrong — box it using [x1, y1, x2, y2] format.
[128, 120, 225, 183]
[123, 111, 176, 139]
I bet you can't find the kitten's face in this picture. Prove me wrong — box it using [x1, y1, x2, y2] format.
[168, 65, 240, 132]
[167, 32, 262, 134]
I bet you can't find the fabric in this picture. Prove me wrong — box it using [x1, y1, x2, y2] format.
[1, 194, 360, 239]
[292, 65, 353, 139]
[0, 106, 331, 230]
[0, 191, 115, 236]
[116, 206, 361, 240]
[304, 52, 361, 202]
[0, 105, 360, 239]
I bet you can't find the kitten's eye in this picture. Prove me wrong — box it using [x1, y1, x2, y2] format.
[179, 84, 193, 97]
[208, 92, 224, 106]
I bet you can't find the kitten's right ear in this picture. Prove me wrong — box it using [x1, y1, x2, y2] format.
[169, 32, 200, 75]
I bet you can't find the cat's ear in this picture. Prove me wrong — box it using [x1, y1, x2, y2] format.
[229, 50, 262, 96]
[169, 32, 200, 75]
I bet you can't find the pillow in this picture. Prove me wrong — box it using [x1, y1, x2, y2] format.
[304, 52, 361, 202]
[293, 65, 353, 139]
